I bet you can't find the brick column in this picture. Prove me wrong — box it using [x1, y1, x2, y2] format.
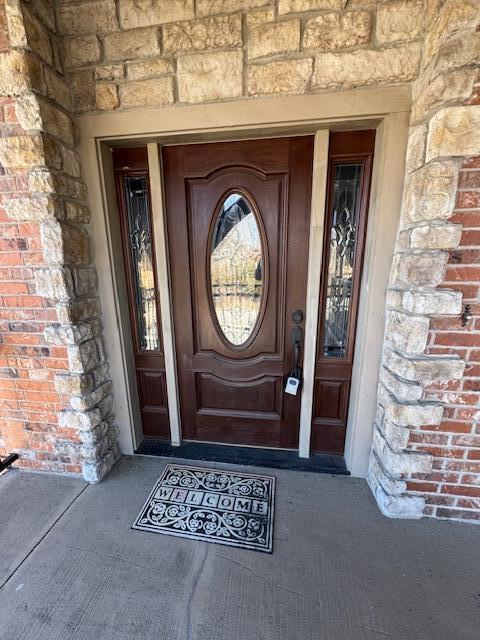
[0, 0, 120, 480]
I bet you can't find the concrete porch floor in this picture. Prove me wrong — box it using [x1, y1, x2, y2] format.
[0, 456, 479, 640]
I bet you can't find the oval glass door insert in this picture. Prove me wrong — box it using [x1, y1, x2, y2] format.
[210, 193, 263, 346]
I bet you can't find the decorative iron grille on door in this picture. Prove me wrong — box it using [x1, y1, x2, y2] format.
[322, 163, 362, 359]
[124, 175, 160, 352]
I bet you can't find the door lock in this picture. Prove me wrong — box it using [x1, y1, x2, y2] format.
[292, 308, 304, 324]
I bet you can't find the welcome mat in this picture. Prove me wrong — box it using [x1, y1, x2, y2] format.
[132, 464, 275, 553]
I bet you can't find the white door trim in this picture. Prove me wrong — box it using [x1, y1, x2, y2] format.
[299, 130, 330, 458]
[344, 112, 409, 476]
[146, 143, 182, 446]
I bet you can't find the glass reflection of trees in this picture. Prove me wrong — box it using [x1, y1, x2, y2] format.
[210, 193, 263, 346]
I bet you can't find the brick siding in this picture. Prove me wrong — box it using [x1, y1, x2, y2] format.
[0, 0, 120, 481]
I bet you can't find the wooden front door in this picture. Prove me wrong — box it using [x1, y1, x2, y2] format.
[115, 133, 374, 456]
[163, 137, 314, 449]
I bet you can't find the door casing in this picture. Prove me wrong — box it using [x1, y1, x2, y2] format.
[79, 87, 410, 477]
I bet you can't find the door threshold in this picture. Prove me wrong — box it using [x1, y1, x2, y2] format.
[135, 439, 349, 475]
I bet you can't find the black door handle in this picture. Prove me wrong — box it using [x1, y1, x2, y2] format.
[291, 325, 302, 379]
[290, 310, 304, 381]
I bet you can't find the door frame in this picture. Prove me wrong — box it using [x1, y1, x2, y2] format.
[79, 87, 410, 477]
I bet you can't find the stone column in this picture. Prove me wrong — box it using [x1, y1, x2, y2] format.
[0, 0, 120, 481]
[368, 0, 480, 517]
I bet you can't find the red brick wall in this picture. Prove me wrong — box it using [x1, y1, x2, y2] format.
[0, 97, 81, 474]
[407, 157, 480, 522]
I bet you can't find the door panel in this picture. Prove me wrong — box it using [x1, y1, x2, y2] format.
[163, 137, 313, 449]
[311, 131, 375, 454]
[195, 373, 280, 416]
[113, 147, 169, 439]
[314, 380, 347, 422]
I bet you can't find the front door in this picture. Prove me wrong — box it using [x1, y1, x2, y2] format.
[163, 137, 314, 449]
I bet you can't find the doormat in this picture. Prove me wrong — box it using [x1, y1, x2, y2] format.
[132, 464, 275, 553]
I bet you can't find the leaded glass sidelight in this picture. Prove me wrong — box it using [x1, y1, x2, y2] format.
[322, 163, 362, 358]
[210, 193, 264, 346]
[124, 175, 160, 351]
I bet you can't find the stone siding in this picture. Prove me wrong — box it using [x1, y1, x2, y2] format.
[367, 0, 480, 522]
[405, 155, 480, 522]
[53, 0, 425, 113]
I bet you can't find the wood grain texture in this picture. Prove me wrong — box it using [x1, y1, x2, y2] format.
[311, 130, 375, 454]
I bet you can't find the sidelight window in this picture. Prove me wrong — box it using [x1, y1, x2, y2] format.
[124, 175, 160, 351]
[322, 163, 363, 358]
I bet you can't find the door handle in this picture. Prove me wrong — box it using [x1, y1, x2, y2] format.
[291, 325, 303, 380]
[290, 309, 304, 381]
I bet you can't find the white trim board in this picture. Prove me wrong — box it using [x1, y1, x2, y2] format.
[299, 131, 329, 458]
[146, 144, 182, 446]
[78, 86, 410, 141]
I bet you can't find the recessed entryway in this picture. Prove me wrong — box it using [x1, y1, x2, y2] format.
[81, 90, 409, 475]
[113, 130, 374, 463]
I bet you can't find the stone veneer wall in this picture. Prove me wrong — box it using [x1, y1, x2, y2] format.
[0, 0, 120, 480]
[0, 0, 479, 524]
[56, 0, 425, 112]
[367, 0, 480, 521]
